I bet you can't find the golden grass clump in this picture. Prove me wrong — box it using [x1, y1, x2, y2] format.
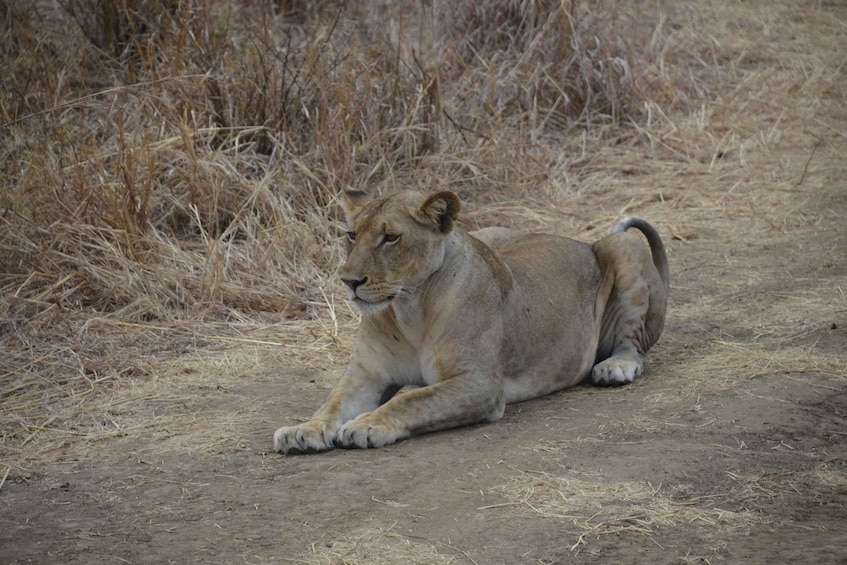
[487, 469, 761, 553]
[298, 527, 458, 565]
[437, 0, 658, 129]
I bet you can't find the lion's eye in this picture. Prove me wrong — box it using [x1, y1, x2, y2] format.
[346, 232, 356, 244]
[382, 233, 400, 246]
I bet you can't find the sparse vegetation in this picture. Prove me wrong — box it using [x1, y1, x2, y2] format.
[2, 1, 845, 562]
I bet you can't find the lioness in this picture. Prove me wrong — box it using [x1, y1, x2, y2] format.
[274, 190, 669, 453]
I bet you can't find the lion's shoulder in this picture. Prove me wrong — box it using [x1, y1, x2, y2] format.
[463, 232, 513, 297]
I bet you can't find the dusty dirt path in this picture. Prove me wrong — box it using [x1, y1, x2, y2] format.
[2, 2, 846, 564]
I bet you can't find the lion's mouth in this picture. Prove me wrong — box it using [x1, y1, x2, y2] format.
[348, 286, 398, 303]
[349, 292, 397, 314]
[352, 294, 396, 305]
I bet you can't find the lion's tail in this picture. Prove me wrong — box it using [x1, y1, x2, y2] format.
[612, 217, 670, 289]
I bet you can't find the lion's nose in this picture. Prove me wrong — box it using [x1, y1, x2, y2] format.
[341, 276, 367, 291]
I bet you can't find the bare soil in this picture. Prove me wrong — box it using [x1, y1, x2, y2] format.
[2, 2, 846, 564]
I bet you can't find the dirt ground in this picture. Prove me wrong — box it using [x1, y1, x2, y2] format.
[2, 2, 846, 564]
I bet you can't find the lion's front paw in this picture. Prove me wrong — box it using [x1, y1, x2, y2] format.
[592, 357, 643, 385]
[335, 413, 408, 449]
[273, 421, 336, 454]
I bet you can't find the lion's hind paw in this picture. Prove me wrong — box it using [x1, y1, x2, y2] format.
[592, 357, 643, 386]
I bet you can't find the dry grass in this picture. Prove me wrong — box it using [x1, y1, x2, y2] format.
[296, 527, 461, 565]
[437, 0, 660, 131]
[486, 468, 761, 553]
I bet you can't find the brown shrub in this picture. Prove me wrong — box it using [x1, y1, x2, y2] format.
[0, 1, 440, 323]
[437, 0, 647, 129]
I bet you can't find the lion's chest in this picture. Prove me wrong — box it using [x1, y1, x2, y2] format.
[389, 298, 428, 348]
[378, 301, 462, 387]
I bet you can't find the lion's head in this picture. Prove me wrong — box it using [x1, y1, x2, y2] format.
[338, 190, 461, 315]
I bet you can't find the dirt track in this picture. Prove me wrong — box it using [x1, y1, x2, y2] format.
[4, 362, 847, 564]
[2, 1, 846, 564]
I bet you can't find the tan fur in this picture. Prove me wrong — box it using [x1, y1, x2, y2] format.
[274, 190, 669, 453]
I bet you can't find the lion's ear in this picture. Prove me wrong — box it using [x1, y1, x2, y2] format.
[412, 191, 461, 234]
[340, 190, 372, 223]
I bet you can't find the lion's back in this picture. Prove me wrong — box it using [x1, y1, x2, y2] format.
[499, 233, 601, 293]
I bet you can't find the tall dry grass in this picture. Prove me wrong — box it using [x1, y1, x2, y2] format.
[437, 0, 647, 130]
[1, 0, 684, 455]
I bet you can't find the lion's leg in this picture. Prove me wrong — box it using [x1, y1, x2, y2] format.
[273, 369, 391, 454]
[592, 278, 650, 386]
[335, 372, 505, 449]
[591, 229, 667, 386]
